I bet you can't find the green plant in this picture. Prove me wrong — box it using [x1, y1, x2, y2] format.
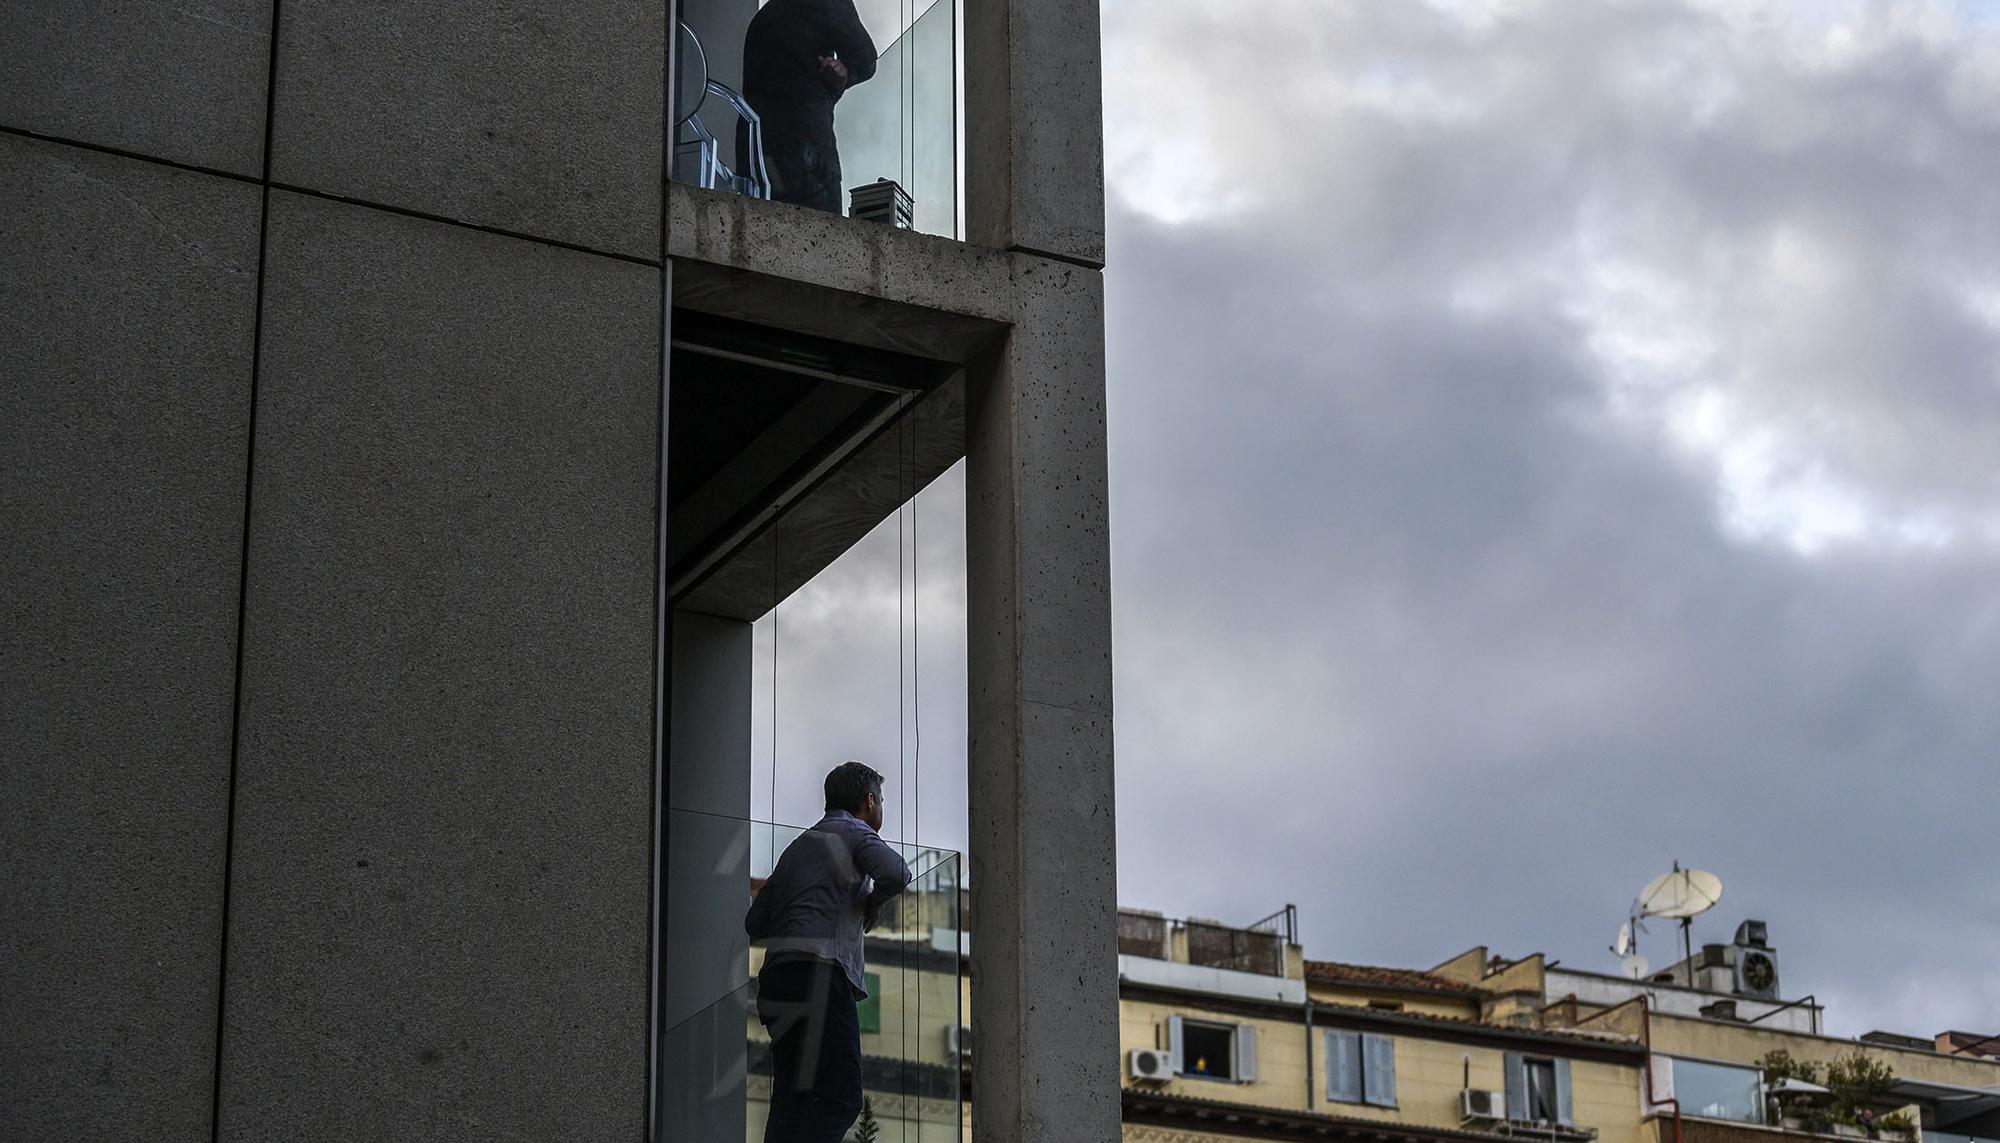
[1876, 1111, 1917, 1135]
[853, 1096, 880, 1143]
[1826, 1052, 1897, 1129]
[1762, 1050, 1826, 1087]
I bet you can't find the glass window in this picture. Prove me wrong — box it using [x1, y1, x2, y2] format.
[1181, 1021, 1236, 1081]
[1527, 1058, 1560, 1122]
[1671, 1057, 1766, 1124]
[857, 970, 882, 1033]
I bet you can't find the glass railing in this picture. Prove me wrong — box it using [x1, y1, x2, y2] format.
[658, 810, 965, 1141]
[672, 0, 958, 238]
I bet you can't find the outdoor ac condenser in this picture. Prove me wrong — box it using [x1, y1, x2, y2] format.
[1462, 1089, 1507, 1120]
[1129, 1047, 1176, 1083]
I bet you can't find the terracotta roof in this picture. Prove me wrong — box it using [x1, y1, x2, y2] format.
[1306, 960, 1481, 996]
[1313, 999, 1642, 1049]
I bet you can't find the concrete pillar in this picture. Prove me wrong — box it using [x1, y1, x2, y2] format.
[964, 0, 1107, 266]
[965, 259, 1119, 1140]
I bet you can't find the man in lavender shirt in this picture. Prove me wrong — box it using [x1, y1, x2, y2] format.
[745, 762, 912, 1142]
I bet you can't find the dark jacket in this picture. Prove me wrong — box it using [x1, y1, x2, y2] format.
[741, 0, 879, 110]
[745, 810, 911, 996]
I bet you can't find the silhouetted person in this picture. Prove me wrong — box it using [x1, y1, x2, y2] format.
[745, 762, 910, 1142]
[741, 0, 878, 214]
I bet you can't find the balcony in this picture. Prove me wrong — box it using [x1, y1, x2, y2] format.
[673, 0, 958, 237]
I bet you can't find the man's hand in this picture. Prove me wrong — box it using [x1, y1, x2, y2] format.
[818, 54, 850, 94]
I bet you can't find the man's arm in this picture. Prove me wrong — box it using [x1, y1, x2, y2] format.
[852, 831, 911, 932]
[745, 873, 777, 939]
[821, 0, 878, 85]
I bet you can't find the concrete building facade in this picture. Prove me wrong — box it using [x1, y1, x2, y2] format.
[1, 1, 1117, 1139]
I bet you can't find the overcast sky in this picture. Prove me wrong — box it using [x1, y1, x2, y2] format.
[751, 0, 2000, 1040]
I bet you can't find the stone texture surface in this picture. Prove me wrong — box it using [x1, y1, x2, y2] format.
[669, 183, 1013, 362]
[0, 0, 274, 175]
[964, 251, 1120, 1143]
[270, 0, 665, 259]
[216, 190, 661, 1142]
[965, 0, 1107, 266]
[0, 134, 261, 1139]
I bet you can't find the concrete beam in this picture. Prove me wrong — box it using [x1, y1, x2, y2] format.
[669, 183, 1013, 361]
[965, 254, 1120, 1143]
[964, 0, 1107, 267]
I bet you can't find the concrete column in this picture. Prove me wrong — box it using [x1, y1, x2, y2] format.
[964, 0, 1106, 266]
[965, 259, 1119, 1141]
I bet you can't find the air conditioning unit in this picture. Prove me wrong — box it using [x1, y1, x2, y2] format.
[1461, 1089, 1507, 1121]
[1735, 947, 1780, 1000]
[944, 1023, 972, 1060]
[1129, 1047, 1176, 1083]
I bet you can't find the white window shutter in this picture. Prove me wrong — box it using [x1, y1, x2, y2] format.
[1327, 1030, 1363, 1102]
[1168, 1015, 1186, 1076]
[1235, 1023, 1259, 1083]
[1504, 1051, 1529, 1121]
[1363, 1033, 1398, 1107]
[1555, 1057, 1575, 1126]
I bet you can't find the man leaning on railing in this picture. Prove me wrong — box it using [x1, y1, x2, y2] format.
[745, 761, 911, 1143]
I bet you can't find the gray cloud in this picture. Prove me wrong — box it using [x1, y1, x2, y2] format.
[749, 0, 2000, 1041]
[1100, 0, 2000, 1036]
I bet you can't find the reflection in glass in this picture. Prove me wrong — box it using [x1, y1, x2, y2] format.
[658, 811, 963, 1142]
[676, 0, 959, 237]
[1671, 1057, 1766, 1124]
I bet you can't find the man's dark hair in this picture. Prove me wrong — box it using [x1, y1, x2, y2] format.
[824, 761, 884, 814]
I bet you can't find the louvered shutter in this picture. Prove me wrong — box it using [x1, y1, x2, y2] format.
[1326, 1030, 1363, 1102]
[1168, 1015, 1186, 1076]
[1555, 1057, 1575, 1126]
[1504, 1051, 1529, 1121]
[1362, 1034, 1398, 1107]
[1235, 1023, 1259, 1083]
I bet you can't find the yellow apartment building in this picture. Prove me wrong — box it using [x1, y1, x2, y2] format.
[732, 878, 1997, 1143]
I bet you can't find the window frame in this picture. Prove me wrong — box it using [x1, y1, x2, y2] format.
[1325, 1029, 1399, 1108]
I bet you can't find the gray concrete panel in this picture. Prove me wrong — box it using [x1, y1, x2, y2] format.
[669, 183, 1014, 360]
[964, 252, 1120, 1143]
[217, 191, 660, 1141]
[270, 0, 665, 259]
[0, 135, 260, 1139]
[965, 0, 1106, 266]
[0, 0, 274, 175]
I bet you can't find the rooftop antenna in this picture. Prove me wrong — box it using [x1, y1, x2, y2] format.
[1611, 908, 1653, 980]
[1636, 863, 1723, 986]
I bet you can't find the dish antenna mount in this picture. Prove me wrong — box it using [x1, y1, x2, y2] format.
[1635, 863, 1723, 985]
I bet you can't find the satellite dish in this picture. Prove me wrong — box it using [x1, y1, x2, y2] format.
[1638, 867, 1723, 920]
[1614, 922, 1633, 957]
[1621, 953, 1652, 980]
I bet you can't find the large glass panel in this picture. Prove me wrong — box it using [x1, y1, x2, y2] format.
[657, 810, 963, 1142]
[1671, 1057, 1766, 1124]
[675, 0, 960, 238]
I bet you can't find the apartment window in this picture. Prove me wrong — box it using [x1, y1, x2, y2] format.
[1168, 1015, 1259, 1083]
[1326, 1031, 1398, 1107]
[1668, 1057, 1765, 1124]
[1505, 1052, 1575, 1126]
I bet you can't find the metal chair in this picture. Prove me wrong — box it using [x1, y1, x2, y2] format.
[673, 23, 770, 199]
